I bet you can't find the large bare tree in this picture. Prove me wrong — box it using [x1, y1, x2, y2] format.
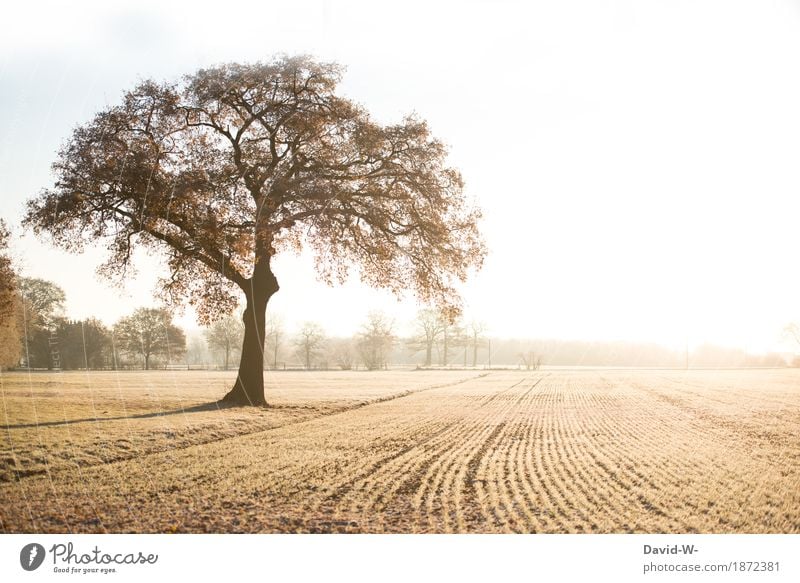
[24, 56, 485, 405]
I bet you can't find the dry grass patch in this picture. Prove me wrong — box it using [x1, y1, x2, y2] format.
[0, 369, 472, 481]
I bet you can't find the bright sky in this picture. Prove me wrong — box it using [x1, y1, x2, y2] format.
[2, 0, 800, 353]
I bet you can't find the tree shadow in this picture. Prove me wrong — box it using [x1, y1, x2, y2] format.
[5, 400, 254, 429]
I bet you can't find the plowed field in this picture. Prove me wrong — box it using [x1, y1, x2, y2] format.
[1, 369, 798, 533]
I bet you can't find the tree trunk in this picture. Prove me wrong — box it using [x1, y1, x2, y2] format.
[144, 353, 150, 370]
[424, 344, 432, 367]
[221, 261, 278, 406]
[472, 341, 478, 367]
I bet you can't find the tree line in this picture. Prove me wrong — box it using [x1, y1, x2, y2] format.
[0, 281, 186, 371]
[1, 223, 793, 372]
[1, 221, 490, 372]
[0, 237, 490, 370]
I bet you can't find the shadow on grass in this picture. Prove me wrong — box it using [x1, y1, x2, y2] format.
[5, 400, 262, 429]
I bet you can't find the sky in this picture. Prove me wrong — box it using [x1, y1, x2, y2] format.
[2, 0, 800, 353]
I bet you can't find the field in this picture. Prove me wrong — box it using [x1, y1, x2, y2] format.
[1, 368, 799, 533]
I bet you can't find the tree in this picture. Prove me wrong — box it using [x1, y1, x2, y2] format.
[357, 311, 394, 370]
[328, 337, 356, 370]
[24, 56, 485, 405]
[407, 309, 444, 367]
[295, 322, 325, 370]
[438, 317, 463, 367]
[265, 313, 284, 369]
[18, 277, 66, 369]
[468, 321, 488, 367]
[453, 325, 471, 367]
[0, 221, 15, 321]
[0, 221, 22, 369]
[56, 318, 112, 369]
[519, 350, 542, 371]
[19, 277, 66, 328]
[205, 312, 244, 370]
[113, 308, 186, 370]
[185, 334, 211, 367]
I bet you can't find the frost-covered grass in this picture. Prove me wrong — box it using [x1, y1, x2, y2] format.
[1, 369, 799, 533]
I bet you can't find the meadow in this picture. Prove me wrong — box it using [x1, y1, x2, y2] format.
[1, 368, 798, 533]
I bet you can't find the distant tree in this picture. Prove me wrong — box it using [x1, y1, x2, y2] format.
[0, 221, 21, 369]
[113, 308, 186, 370]
[519, 350, 542, 371]
[438, 318, 464, 366]
[265, 313, 284, 370]
[295, 322, 325, 370]
[692, 344, 747, 368]
[328, 337, 356, 370]
[759, 352, 787, 367]
[358, 311, 394, 370]
[454, 325, 471, 367]
[24, 56, 485, 405]
[56, 318, 112, 369]
[785, 323, 800, 347]
[19, 277, 66, 368]
[19, 277, 66, 328]
[185, 334, 211, 367]
[205, 312, 244, 370]
[468, 321, 488, 367]
[408, 309, 445, 367]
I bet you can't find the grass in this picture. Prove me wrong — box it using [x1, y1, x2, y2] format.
[1, 368, 799, 533]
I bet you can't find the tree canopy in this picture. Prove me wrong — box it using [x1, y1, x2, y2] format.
[19, 277, 66, 330]
[113, 307, 186, 370]
[0, 221, 15, 319]
[19, 277, 67, 369]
